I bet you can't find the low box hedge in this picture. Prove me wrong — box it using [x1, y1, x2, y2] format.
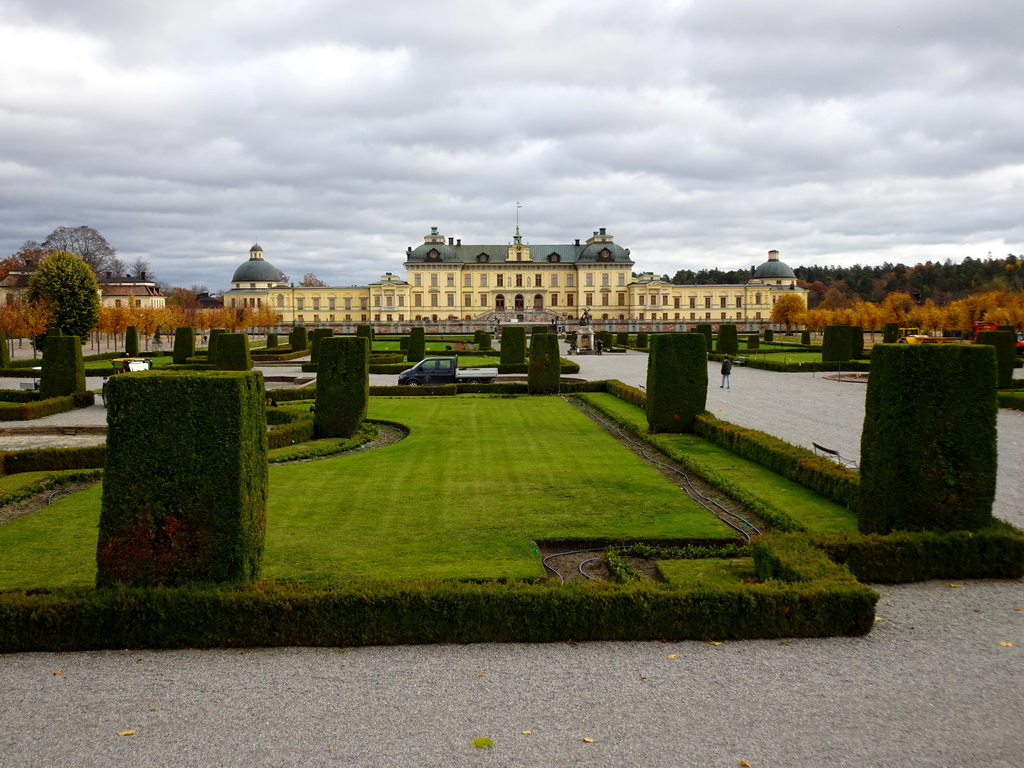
[0, 444, 106, 476]
[0, 393, 94, 422]
[812, 522, 1024, 582]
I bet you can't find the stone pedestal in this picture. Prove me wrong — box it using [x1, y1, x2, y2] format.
[577, 327, 594, 354]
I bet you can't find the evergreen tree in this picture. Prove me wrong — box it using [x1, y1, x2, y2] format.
[26, 251, 100, 340]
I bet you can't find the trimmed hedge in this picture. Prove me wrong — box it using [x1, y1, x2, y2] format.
[635, 332, 648, 349]
[764, 328, 774, 343]
[694, 413, 859, 509]
[813, 523, 1024, 582]
[716, 324, 738, 355]
[617, 332, 629, 346]
[407, 327, 425, 363]
[267, 333, 279, 348]
[0, 468, 103, 507]
[882, 323, 899, 344]
[126, 326, 139, 357]
[646, 333, 707, 433]
[207, 328, 226, 367]
[528, 332, 561, 394]
[173, 327, 195, 365]
[97, 371, 268, 587]
[746, 335, 760, 350]
[288, 326, 308, 353]
[309, 328, 334, 366]
[216, 333, 252, 371]
[695, 324, 713, 352]
[356, 325, 374, 345]
[998, 390, 1024, 411]
[0, 330, 8, 368]
[976, 330, 1015, 388]
[39, 334, 86, 399]
[859, 345, 997, 533]
[500, 326, 526, 365]
[754, 533, 859, 585]
[822, 325, 851, 362]
[0, 558, 878, 652]
[850, 326, 865, 359]
[800, 330, 811, 346]
[0, 393, 93, 422]
[0, 441, 105, 476]
[315, 336, 369, 438]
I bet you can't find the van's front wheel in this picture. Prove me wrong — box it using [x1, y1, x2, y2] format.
[406, 379, 421, 386]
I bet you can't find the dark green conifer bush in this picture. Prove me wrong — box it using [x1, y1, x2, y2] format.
[173, 327, 195, 364]
[801, 330, 811, 346]
[822, 325, 852, 362]
[288, 326, 308, 354]
[859, 345, 997, 533]
[528, 332, 561, 394]
[500, 326, 526, 364]
[850, 326, 865, 359]
[764, 328, 774, 342]
[695, 324, 713, 352]
[646, 332, 707, 433]
[976, 330, 1015, 388]
[636, 332, 648, 348]
[97, 370, 268, 587]
[266, 333, 279, 348]
[125, 326, 139, 356]
[216, 333, 252, 371]
[309, 328, 334, 365]
[716, 324, 738, 355]
[882, 323, 899, 344]
[407, 327, 426, 362]
[315, 336, 368, 438]
[39, 335, 86, 399]
[208, 328, 226, 366]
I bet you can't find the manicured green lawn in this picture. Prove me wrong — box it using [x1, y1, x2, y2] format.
[0, 397, 733, 589]
[658, 557, 756, 586]
[581, 393, 858, 535]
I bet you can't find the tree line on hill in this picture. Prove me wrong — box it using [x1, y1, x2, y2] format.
[674, 253, 1024, 308]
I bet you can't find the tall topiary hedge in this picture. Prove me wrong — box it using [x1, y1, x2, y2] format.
[716, 324, 738, 355]
[39, 334, 86, 399]
[859, 345, 997, 534]
[315, 337, 368, 438]
[764, 328, 774, 343]
[531, 326, 548, 342]
[617, 332, 629, 346]
[976, 330, 1015, 388]
[599, 331, 614, 350]
[850, 326, 865, 359]
[882, 323, 899, 344]
[646, 333, 708, 433]
[125, 326, 139, 356]
[636, 332, 648, 349]
[216, 333, 252, 371]
[288, 326, 308, 354]
[822, 325, 851, 362]
[407, 327, 426, 362]
[477, 332, 492, 350]
[746, 334, 760, 350]
[97, 370, 268, 587]
[528, 332, 561, 394]
[266, 332, 279, 348]
[309, 328, 334, 365]
[0, 330, 9, 368]
[500, 326, 526, 364]
[356, 325, 374, 346]
[173, 327, 195, 365]
[207, 328, 226, 366]
[695, 324, 712, 352]
[800, 330, 811, 346]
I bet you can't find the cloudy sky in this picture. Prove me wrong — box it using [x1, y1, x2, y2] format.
[1, 0, 1022, 291]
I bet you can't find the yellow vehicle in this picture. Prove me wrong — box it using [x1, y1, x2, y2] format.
[897, 327, 961, 344]
[101, 357, 152, 405]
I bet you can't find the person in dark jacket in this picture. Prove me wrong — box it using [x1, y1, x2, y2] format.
[720, 356, 732, 389]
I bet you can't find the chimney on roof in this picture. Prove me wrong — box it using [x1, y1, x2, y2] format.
[140, 270, 146, 280]
[106, 271, 112, 281]
[449, 237, 454, 245]
[457, 239, 461, 246]
[575, 239, 580, 246]
[599, 228, 606, 236]
[406, 247, 412, 255]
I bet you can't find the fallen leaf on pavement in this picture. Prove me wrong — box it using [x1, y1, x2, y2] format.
[999, 642, 1014, 647]
[582, 737, 595, 743]
[473, 738, 493, 748]
[118, 730, 136, 737]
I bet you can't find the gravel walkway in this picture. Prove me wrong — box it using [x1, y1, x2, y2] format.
[2, 346, 1022, 767]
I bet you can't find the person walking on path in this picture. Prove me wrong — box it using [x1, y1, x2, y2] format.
[720, 356, 732, 389]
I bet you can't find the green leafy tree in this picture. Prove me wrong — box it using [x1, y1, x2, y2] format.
[26, 251, 100, 339]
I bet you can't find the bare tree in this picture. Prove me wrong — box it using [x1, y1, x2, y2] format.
[42, 226, 117, 274]
[300, 272, 327, 287]
[128, 256, 153, 280]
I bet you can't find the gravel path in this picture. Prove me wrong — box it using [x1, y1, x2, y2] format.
[2, 346, 1022, 767]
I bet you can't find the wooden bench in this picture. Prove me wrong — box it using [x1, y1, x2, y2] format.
[812, 442, 858, 469]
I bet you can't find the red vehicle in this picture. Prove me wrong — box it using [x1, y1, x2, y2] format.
[971, 321, 1024, 357]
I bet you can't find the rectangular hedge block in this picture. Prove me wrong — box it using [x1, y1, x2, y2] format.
[97, 371, 268, 587]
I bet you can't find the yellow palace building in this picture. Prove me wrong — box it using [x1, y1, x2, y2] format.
[223, 227, 807, 332]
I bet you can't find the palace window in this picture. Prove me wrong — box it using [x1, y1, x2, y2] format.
[480, 274, 487, 287]
[585, 273, 593, 287]
[550, 274, 558, 287]
[464, 274, 472, 287]
[430, 274, 438, 287]
[567, 275, 574, 287]
[345, 298, 352, 310]
[463, 293, 471, 306]
[313, 298, 320, 310]
[497, 275, 504, 287]
[414, 273, 422, 287]
[585, 292, 593, 305]
[618, 273, 626, 286]
[447, 274, 454, 287]
[296, 298, 304, 310]
[689, 297, 696, 309]
[735, 297, 742, 308]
